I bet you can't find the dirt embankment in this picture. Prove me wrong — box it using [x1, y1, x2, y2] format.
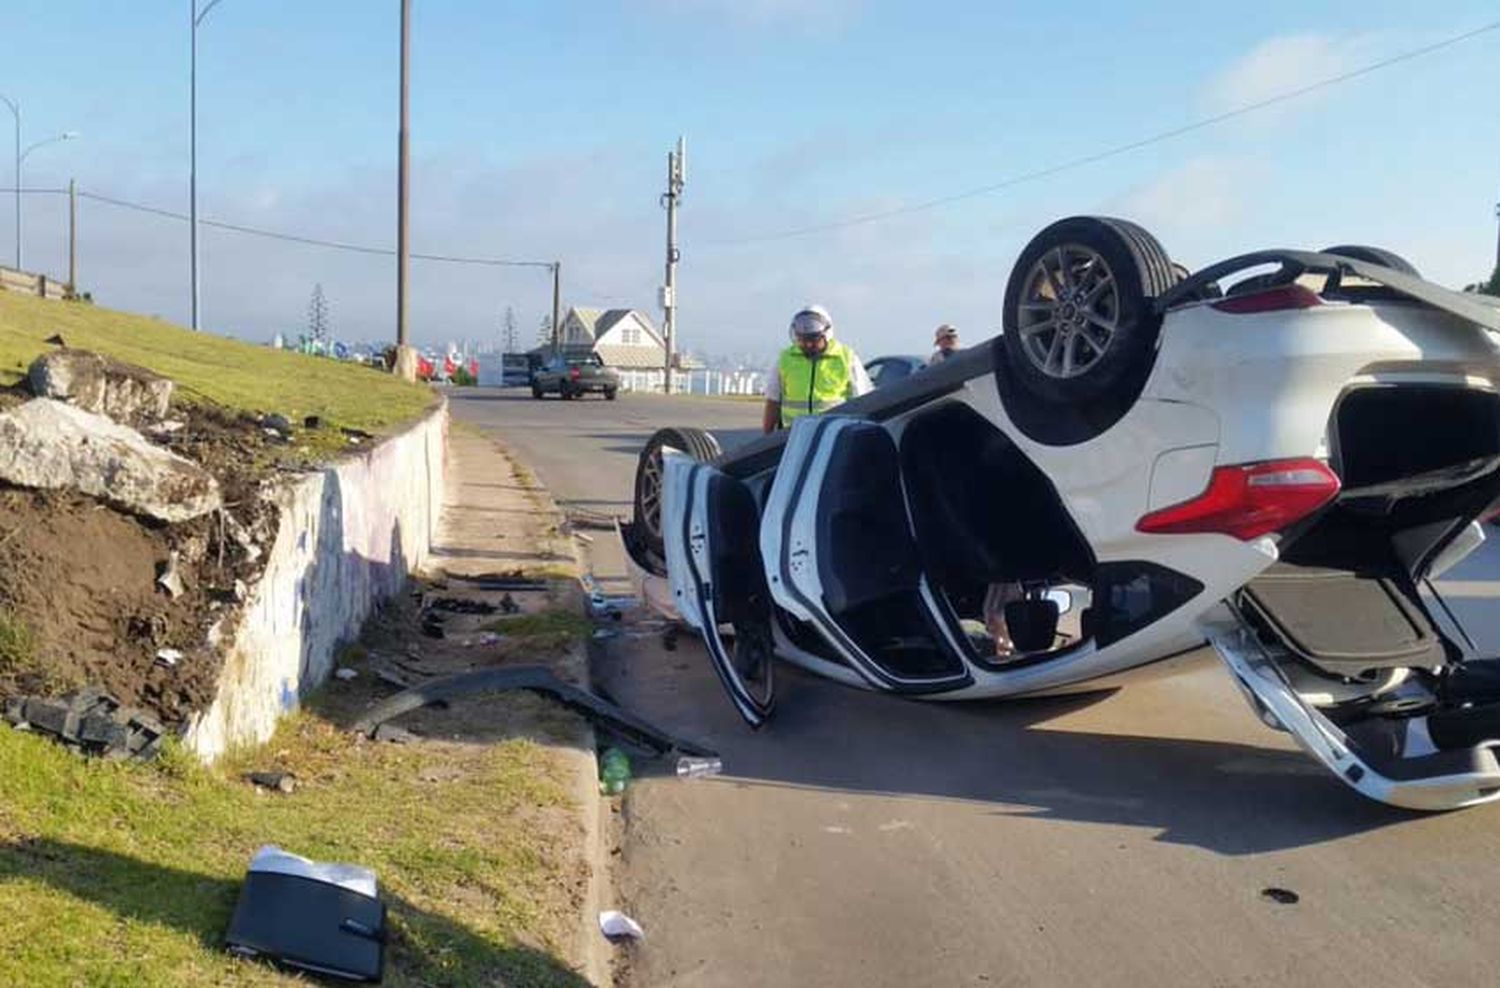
[0, 401, 278, 726]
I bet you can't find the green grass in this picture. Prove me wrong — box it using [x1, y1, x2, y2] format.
[482, 609, 594, 640]
[0, 709, 589, 986]
[0, 292, 436, 443]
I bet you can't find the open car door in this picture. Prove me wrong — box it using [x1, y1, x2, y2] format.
[759, 416, 974, 694]
[662, 452, 776, 727]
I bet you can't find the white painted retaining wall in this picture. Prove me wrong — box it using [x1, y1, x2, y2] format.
[186, 402, 447, 760]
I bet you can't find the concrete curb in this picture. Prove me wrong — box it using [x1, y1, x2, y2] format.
[481, 433, 612, 987]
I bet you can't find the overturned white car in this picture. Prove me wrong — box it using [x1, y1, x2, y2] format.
[622, 216, 1500, 811]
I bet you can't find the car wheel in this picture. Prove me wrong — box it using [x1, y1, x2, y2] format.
[1002, 216, 1175, 404]
[531, 385, 544, 399]
[1320, 244, 1420, 277]
[605, 388, 618, 401]
[560, 384, 575, 400]
[633, 427, 722, 558]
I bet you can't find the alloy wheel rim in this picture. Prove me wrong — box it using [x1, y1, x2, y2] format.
[1017, 244, 1121, 379]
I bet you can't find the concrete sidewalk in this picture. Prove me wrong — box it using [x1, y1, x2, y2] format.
[428, 426, 611, 985]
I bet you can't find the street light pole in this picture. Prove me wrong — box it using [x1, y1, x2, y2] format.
[191, 0, 228, 332]
[1, 94, 19, 269]
[396, 0, 412, 377]
[16, 131, 77, 271]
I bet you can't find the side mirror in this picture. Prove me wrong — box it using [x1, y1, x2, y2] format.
[1004, 598, 1060, 653]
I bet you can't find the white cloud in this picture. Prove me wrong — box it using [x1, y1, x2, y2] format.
[1205, 32, 1385, 114]
[1115, 156, 1251, 232]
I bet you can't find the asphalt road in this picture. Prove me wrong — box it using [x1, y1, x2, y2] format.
[452, 387, 1500, 988]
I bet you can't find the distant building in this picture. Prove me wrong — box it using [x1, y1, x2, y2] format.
[527, 306, 698, 392]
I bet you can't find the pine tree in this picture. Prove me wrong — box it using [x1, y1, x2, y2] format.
[536, 314, 554, 349]
[307, 283, 331, 344]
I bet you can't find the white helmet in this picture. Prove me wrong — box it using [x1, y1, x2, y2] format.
[789, 304, 833, 341]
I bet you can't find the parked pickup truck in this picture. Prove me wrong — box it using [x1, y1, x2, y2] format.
[531, 352, 621, 400]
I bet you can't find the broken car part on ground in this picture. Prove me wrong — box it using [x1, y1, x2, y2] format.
[623, 215, 1500, 811]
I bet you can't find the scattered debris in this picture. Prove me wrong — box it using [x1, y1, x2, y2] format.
[0, 399, 223, 523]
[662, 626, 679, 652]
[600, 747, 631, 795]
[335, 667, 359, 681]
[420, 614, 445, 639]
[427, 597, 498, 615]
[2, 687, 165, 761]
[156, 551, 186, 598]
[302, 415, 322, 429]
[450, 572, 548, 592]
[1261, 887, 1300, 905]
[499, 593, 521, 614]
[573, 531, 595, 545]
[599, 910, 645, 942]
[260, 413, 292, 435]
[372, 723, 419, 744]
[593, 628, 619, 640]
[351, 665, 718, 759]
[154, 648, 183, 669]
[340, 427, 373, 442]
[675, 755, 723, 779]
[225, 846, 385, 983]
[146, 419, 186, 438]
[477, 631, 503, 646]
[43, 333, 66, 346]
[246, 771, 298, 794]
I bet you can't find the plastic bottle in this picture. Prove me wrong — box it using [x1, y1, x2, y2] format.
[599, 747, 631, 795]
[675, 756, 723, 780]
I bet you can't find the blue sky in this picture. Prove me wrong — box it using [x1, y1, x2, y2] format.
[2, 0, 1498, 361]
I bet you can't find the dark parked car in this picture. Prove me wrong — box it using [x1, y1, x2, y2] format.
[532, 352, 621, 400]
[864, 354, 926, 388]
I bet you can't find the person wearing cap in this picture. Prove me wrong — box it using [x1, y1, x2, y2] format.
[762, 304, 873, 434]
[928, 324, 960, 365]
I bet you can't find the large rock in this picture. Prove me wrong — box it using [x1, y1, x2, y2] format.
[28, 349, 175, 426]
[0, 399, 221, 523]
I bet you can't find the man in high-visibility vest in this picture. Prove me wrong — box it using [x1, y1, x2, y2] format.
[762, 305, 874, 434]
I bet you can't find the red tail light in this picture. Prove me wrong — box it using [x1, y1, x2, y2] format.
[569, 367, 581, 380]
[1212, 284, 1322, 314]
[1137, 458, 1341, 541]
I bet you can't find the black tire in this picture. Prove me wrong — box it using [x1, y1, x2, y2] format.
[633, 427, 722, 559]
[560, 384, 575, 401]
[1320, 244, 1420, 277]
[1002, 216, 1175, 405]
[605, 388, 618, 401]
[531, 384, 544, 399]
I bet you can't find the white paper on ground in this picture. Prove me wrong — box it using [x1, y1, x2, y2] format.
[599, 910, 645, 941]
[249, 845, 379, 899]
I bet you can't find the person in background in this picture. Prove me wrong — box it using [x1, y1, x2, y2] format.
[928, 324, 961, 365]
[762, 304, 873, 434]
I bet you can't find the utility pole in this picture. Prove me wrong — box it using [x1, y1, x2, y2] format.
[393, 0, 416, 380]
[551, 260, 561, 353]
[2, 93, 17, 269]
[67, 178, 76, 295]
[661, 136, 685, 394]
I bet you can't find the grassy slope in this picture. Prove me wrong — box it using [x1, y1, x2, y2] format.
[0, 291, 434, 435]
[0, 706, 589, 987]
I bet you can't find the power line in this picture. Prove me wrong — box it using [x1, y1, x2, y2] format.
[72, 189, 556, 268]
[708, 19, 1500, 246]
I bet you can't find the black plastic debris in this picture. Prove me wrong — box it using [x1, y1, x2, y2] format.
[499, 593, 521, 615]
[303, 415, 322, 429]
[1261, 887, 1300, 905]
[226, 845, 386, 983]
[3, 687, 165, 761]
[247, 771, 298, 794]
[420, 614, 446, 639]
[352, 665, 717, 759]
[427, 597, 498, 616]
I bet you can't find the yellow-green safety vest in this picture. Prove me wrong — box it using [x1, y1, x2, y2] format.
[778, 339, 853, 428]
